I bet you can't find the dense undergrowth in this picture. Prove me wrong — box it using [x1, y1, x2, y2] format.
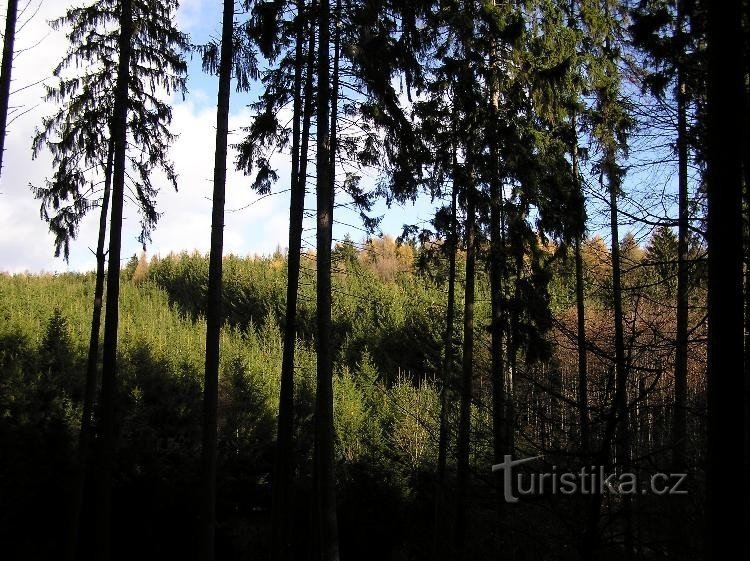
[0, 234, 707, 560]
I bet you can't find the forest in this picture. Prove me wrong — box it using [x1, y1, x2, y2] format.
[0, 1, 746, 561]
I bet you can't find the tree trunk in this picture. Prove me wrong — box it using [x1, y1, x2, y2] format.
[741, 0, 750, 551]
[581, 168, 631, 561]
[200, 1, 234, 560]
[271, 1, 315, 559]
[0, 0, 18, 182]
[95, 0, 132, 558]
[455, 176, 476, 560]
[488, 36, 508, 530]
[608, 168, 633, 561]
[574, 237, 589, 439]
[490, 183, 507, 489]
[743, 1, 750, 548]
[572, 127, 589, 457]
[329, 0, 340, 192]
[705, 1, 744, 559]
[314, 0, 339, 557]
[671, 11, 689, 554]
[432, 158, 457, 561]
[67, 137, 114, 561]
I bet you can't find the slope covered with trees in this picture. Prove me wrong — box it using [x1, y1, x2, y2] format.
[0, 0, 747, 559]
[0, 231, 711, 559]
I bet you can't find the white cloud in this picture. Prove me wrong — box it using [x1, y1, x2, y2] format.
[0, 0, 430, 274]
[144, 100, 293, 262]
[0, 1, 75, 273]
[0, 1, 293, 273]
[176, 0, 210, 31]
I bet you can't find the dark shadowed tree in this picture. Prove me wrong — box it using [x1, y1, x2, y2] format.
[704, 0, 744, 559]
[32, 0, 187, 555]
[269, 2, 315, 556]
[314, 0, 339, 558]
[0, 0, 17, 182]
[235, 1, 317, 556]
[97, 1, 134, 556]
[629, 1, 705, 552]
[32, 72, 116, 561]
[197, 1, 257, 559]
[200, 1, 236, 559]
[455, 166, 477, 561]
[579, 1, 633, 558]
[54, 2, 188, 559]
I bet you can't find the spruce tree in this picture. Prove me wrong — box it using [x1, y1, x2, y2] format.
[33, 2, 189, 558]
[197, 1, 257, 558]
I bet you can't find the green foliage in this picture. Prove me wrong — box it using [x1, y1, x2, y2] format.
[0, 209, 709, 555]
[644, 225, 679, 296]
[385, 374, 440, 473]
[31, 0, 188, 257]
[334, 367, 369, 462]
[146, 250, 446, 382]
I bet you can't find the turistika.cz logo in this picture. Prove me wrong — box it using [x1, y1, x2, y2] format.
[491, 455, 688, 503]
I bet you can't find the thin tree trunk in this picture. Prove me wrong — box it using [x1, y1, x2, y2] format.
[67, 137, 114, 561]
[0, 0, 18, 182]
[488, 33, 508, 530]
[95, 0, 132, 558]
[574, 240, 589, 437]
[200, 1, 234, 560]
[581, 6, 633, 557]
[455, 175, 476, 560]
[572, 126, 590, 457]
[705, 1, 744, 559]
[580, 165, 632, 561]
[671, 10, 689, 554]
[329, 0, 340, 195]
[566, 13, 592, 547]
[490, 188, 507, 483]
[743, 3, 750, 548]
[314, 0, 339, 557]
[608, 170, 633, 561]
[432, 154, 457, 561]
[271, 1, 315, 559]
[506, 249, 520, 461]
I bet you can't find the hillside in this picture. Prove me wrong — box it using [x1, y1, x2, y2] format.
[0, 235, 708, 560]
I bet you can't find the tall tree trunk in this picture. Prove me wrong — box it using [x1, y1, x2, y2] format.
[608, 170, 633, 561]
[582, 172, 631, 561]
[582, 4, 634, 556]
[512, 249, 524, 405]
[745, 171, 750, 560]
[574, 239, 589, 443]
[314, 0, 339, 557]
[580, 161, 633, 561]
[67, 137, 114, 561]
[0, 0, 18, 182]
[432, 155, 458, 561]
[743, 0, 750, 548]
[455, 176, 476, 560]
[329, 0, 340, 192]
[705, 0, 744, 559]
[490, 186, 507, 484]
[566, 15, 592, 550]
[488, 34, 508, 529]
[671, 9, 689, 554]
[200, 2, 235, 560]
[572, 125, 589, 457]
[96, 0, 133, 558]
[271, 1, 315, 559]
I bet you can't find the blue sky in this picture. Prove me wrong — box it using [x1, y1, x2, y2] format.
[0, 0, 436, 273]
[0, 0, 678, 274]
